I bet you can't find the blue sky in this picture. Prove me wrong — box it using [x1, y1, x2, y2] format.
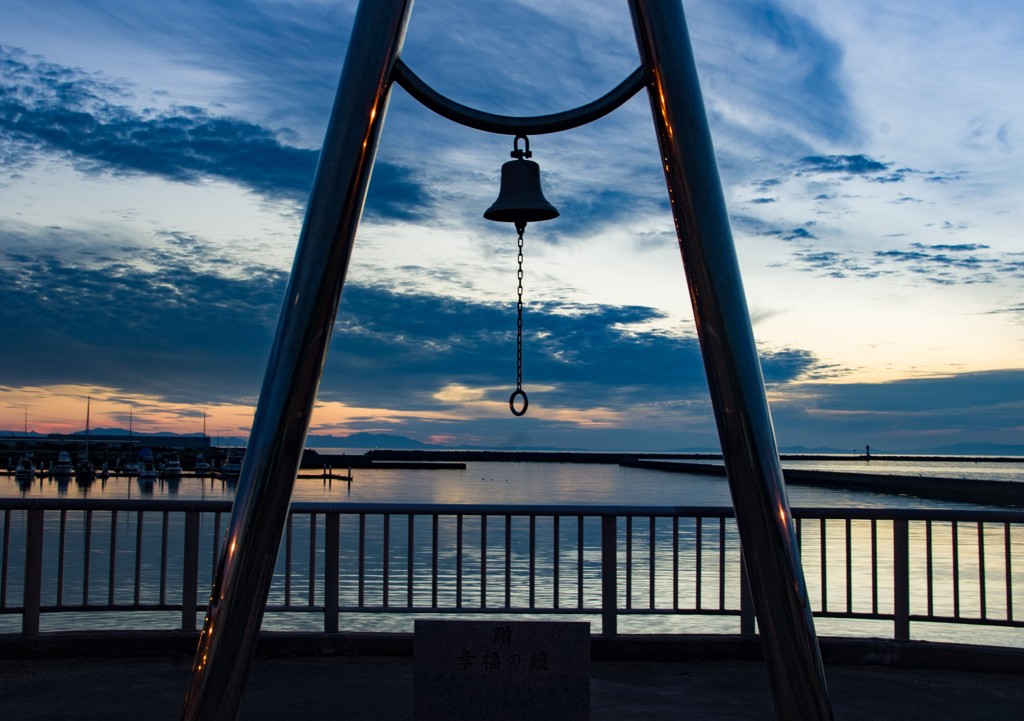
[1, 0, 1022, 451]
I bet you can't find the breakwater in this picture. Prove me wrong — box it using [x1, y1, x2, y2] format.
[622, 460, 1024, 508]
[305, 450, 1023, 507]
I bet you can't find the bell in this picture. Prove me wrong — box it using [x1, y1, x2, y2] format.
[484, 137, 559, 228]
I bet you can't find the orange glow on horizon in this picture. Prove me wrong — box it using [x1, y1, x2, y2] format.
[0, 384, 257, 438]
[4, 381, 627, 441]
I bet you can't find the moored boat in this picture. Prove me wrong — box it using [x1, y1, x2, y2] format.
[52, 451, 74, 480]
[161, 456, 184, 479]
[14, 408, 35, 486]
[194, 453, 213, 475]
[221, 452, 244, 479]
[75, 457, 96, 485]
[138, 452, 159, 483]
[122, 407, 139, 475]
[76, 396, 96, 485]
[14, 455, 36, 485]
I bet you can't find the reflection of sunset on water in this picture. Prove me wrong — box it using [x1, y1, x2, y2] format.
[3, 454, 1021, 648]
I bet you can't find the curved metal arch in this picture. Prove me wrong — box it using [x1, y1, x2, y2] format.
[392, 58, 647, 135]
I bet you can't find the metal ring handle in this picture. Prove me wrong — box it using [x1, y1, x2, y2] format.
[509, 389, 529, 417]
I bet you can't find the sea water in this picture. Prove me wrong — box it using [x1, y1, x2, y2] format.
[2, 457, 1022, 646]
[5, 456, 1021, 508]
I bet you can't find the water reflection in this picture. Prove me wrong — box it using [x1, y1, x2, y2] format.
[2, 501, 1021, 650]
[3, 461, 1013, 510]
[2, 460, 1021, 648]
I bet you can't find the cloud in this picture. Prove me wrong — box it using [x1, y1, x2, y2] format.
[2, 1, 1022, 451]
[691, 0, 860, 169]
[794, 153, 937, 185]
[758, 348, 819, 383]
[961, 116, 1016, 153]
[784, 250, 878, 280]
[318, 284, 822, 420]
[325, 287, 716, 410]
[0, 45, 429, 219]
[798, 154, 889, 175]
[770, 370, 1024, 448]
[779, 225, 818, 242]
[780, 241, 1020, 285]
[544, 188, 669, 240]
[790, 154, 968, 189]
[0, 230, 825, 417]
[987, 302, 1024, 322]
[0, 47, 311, 197]
[1, 234, 285, 403]
[363, 162, 432, 221]
[871, 243, 1015, 285]
[1, 0, 357, 141]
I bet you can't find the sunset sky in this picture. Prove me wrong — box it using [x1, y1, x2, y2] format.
[1, 0, 1022, 451]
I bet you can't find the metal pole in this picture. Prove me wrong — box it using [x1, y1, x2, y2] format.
[627, 1, 833, 718]
[181, 1, 414, 718]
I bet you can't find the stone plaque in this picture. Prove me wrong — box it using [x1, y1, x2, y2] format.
[414, 620, 591, 721]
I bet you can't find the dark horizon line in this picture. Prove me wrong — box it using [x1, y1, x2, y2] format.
[3, 428, 1024, 459]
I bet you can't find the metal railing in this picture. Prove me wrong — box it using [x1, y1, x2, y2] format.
[1, 499, 1021, 643]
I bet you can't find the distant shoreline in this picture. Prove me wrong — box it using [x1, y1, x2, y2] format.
[316, 448, 1024, 465]
[302, 450, 1024, 508]
[618, 459, 1023, 507]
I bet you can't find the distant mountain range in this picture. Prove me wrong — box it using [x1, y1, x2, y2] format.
[2, 429, 1023, 456]
[306, 432, 441, 449]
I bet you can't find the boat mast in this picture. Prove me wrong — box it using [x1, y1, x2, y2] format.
[84, 396, 91, 460]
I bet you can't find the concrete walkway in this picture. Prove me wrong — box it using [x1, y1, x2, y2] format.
[3, 654, 1023, 720]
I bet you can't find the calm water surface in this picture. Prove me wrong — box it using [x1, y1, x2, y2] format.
[2, 457, 1021, 647]
[4, 457, 1020, 509]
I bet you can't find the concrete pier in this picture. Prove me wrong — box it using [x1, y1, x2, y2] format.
[2, 647, 1022, 720]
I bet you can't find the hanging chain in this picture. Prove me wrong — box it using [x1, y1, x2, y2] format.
[516, 226, 524, 389]
[510, 222, 529, 416]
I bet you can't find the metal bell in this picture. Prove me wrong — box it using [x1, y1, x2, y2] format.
[484, 136, 559, 228]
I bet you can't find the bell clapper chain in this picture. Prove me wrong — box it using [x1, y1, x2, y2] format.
[510, 220, 529, 417]
[482, 134, 559, 417]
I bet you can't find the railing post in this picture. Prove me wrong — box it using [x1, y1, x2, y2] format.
[740, 551, 756, 637]
[182, 511, 200, 632]
[601, 515, 617, 635]
[325, 513, 340, 633]
[22, 509, 43, 634]
[893, 519, 910, 641]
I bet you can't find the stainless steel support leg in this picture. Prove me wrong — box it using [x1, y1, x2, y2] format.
[627, 1, 833, 718]
[181, 1, 414, 718]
